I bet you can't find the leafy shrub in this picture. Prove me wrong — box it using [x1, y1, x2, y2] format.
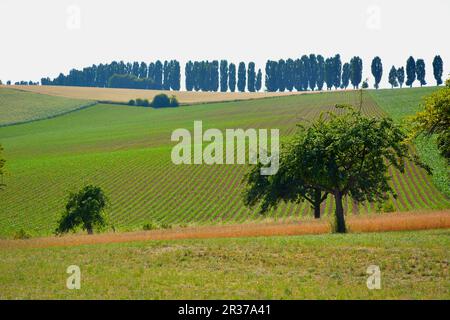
[14, 228, 31, 240]
[382, 200, 395, 212]
[151, 94, 178, 108]
[108, 74, 155, 90]
[161, 222, 172, 229]
[135, 98, 150, 107]
[143, 221, 159, 231]
[169, 96, 179, 107]
[128, 99, 136, 106]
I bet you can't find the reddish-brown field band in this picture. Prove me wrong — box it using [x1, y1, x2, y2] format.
[1, 210, 448, 250]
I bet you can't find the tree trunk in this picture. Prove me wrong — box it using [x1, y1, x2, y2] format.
[334, 191, 346, 233]
[86, 225, 93, 235]
[313, 189, 321, 219]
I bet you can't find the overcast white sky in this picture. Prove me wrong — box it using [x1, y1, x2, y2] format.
[0, 0, 448, 89]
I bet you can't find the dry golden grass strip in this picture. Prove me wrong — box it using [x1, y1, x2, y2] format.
[0, 210, 448, 250]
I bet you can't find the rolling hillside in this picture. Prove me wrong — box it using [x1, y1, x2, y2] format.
[0, 88, 448, 237]
[0, 87, 94, 126]
[11, 85, 317, 105]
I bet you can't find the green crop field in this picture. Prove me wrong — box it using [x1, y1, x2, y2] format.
[0, 229, 448, 299]
[0, 88, 449, 237]
[369, 87, 450, 197]
[0, 87, 94, 126]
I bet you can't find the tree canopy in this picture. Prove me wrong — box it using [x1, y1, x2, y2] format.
[406, 56, 416, 87]
[416, 59, 426, 87]
[410, 81, 450, 159]
[371, 56, 383, 89]
[388, 66, 398, 88]
[397, 67, 405, 88]
[244, 106, 420, 233]
[56, 185, 108, 235]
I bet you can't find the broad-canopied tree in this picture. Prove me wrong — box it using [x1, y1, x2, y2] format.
[432, 55, 443, 86]
[56, 185, 108, 235]
[316, 55, 325, 91]
[244, 106, 422, 233]
[247, 62, 256, 92]
[406, 56, 416, 88]
[371, 56, 383, 89]
[388, 66, 398, 88]
[220, 60, 228, 92]
[228, 63, 236, 92]
[237, 62, 246, 92]
[255, 69, 262, 92]
[350, 56, 363, 89]
[416, 59, 426, 87]
[397, 67, 405, 88]
[341, 62, 350, 89]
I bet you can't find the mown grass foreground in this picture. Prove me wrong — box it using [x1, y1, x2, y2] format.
[0, 229, 448, 299]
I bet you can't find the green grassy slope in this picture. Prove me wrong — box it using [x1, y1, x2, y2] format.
[0, 90, 448, 237]
[0, 229, 448, 299]
[369, 87, 449, 197]
[0, 87, 94, 126]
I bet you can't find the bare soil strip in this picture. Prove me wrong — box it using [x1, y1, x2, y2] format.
[1, 210, 448, 250]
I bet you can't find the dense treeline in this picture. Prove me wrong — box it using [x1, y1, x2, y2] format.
[264, 54, 363, 92]
[23, 55, 443, 91]
[184, 60, 262, 93]
[41, 60, 181, 90]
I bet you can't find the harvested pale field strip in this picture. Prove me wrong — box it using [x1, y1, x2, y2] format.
[1, 210, 448, 250]
[12, 85, 332, 105]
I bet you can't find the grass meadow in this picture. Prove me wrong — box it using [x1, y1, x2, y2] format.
[0, 229, 448, 299]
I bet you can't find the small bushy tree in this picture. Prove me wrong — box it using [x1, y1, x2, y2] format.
[56, 185, 108, 235]
[151, 93, 178, 108]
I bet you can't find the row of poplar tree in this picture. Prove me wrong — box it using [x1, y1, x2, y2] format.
[38, 55, 444, 92]
[386, 55, 444, 89]
[41, 60, 181, 90]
